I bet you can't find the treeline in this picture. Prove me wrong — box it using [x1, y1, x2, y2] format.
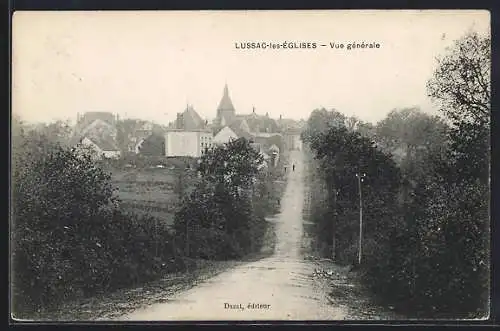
[11, 119, 281, 317]
[301, 31, 490, 318]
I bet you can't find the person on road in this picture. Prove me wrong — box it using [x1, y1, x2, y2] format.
[292, 164, 295, 172]
[284, 166, 287, 173]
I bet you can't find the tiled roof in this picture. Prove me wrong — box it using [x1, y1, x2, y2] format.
[87, 135, 120, 151]
[73, 133, 120, 152]
[176, 105, 206, 130]
[76, 112, 116, 133]
[245, 115, 279, 133]
[93, 137, 119, 151]
[227, 118, 254, 140]
[230, 111, 279, 134]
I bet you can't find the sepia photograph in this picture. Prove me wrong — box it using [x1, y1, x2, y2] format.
[10, 10, 491, 321]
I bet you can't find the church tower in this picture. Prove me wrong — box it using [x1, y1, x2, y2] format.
[216, 84, 236, 125]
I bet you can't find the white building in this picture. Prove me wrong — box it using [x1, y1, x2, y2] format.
[165, 129, 214, 157]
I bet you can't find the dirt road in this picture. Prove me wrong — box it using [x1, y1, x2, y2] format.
[118, 150, 347, 321]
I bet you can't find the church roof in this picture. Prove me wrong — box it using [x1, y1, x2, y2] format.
[217, 84, 235, 112]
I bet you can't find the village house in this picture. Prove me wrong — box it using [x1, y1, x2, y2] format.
[78, 136, 121, 159]
[165, 105, 213, 158]
[127, 122, 154, 154]
[277, 115, 304, 151]
[71, 111, 121, 159]
[283, 127, 303, 151]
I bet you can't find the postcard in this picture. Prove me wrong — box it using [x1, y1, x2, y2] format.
[10, 10, 491, 322]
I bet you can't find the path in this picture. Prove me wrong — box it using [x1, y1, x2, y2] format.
[118, 150, 347, 321]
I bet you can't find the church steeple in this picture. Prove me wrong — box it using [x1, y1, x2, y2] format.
[217, 83, 236, 124]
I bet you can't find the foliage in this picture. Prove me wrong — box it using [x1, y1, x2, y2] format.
[174, 138, 272, 260]
[427, 30, 490, 128]
[139, 133, 165, 156]
[303, 30, 490, 318]
[301, 108, 347, 143]
[116, 118, 148, 152]
[198, 138, 263, 193]
[307, 123, 401, 265]
[11, 128, 186, 316]
[375, 107, 449, 160]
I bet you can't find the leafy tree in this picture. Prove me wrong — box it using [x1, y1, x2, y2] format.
[198, 138, 263, 193]
[300, 30, 490, 318]
[15, 119, 74, 149]
[308, 124, 401, 265]
[139, 133, 165, 157]
[116, 119, 147, 152]
[375, 107, 450, 196]
[174, 138, 267, 260]
[376, 108, 449, 159]
[428, 30, 490, 183]
[301, 108, 346, 143]
[423, 30, 490, 316]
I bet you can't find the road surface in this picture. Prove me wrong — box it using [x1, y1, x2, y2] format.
[119, 150, 347, 320]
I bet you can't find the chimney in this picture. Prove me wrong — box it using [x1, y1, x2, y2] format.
[77, 112, 80, 123]
[265, 112, 269, 117]
[252, 107, 255, 114]
[279, 114, 282, 120]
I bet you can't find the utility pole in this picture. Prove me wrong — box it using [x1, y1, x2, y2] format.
[184, 163, 190, 259]
[355, 173, 366, 265]
[150, 178, 158, 258]
[332, 187, 339, 261]
[155, 217, 158, 258]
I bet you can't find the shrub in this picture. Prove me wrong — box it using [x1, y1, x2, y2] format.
[11, 133, 185, 317]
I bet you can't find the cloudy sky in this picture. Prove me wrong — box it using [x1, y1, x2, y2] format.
[12, 10, 490, 126]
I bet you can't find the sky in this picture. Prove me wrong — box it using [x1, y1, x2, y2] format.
[12, 10, 490, 126]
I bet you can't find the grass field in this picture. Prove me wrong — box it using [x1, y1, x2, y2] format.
[109, 153, 288, 229]
[111, 167, 199, 228]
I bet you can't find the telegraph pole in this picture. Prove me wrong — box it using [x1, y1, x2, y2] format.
[355, 173, 366, 265]
[155, 217, 158, 258]
[184, 163, 190, 258]
[332, 188, 339, 261]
